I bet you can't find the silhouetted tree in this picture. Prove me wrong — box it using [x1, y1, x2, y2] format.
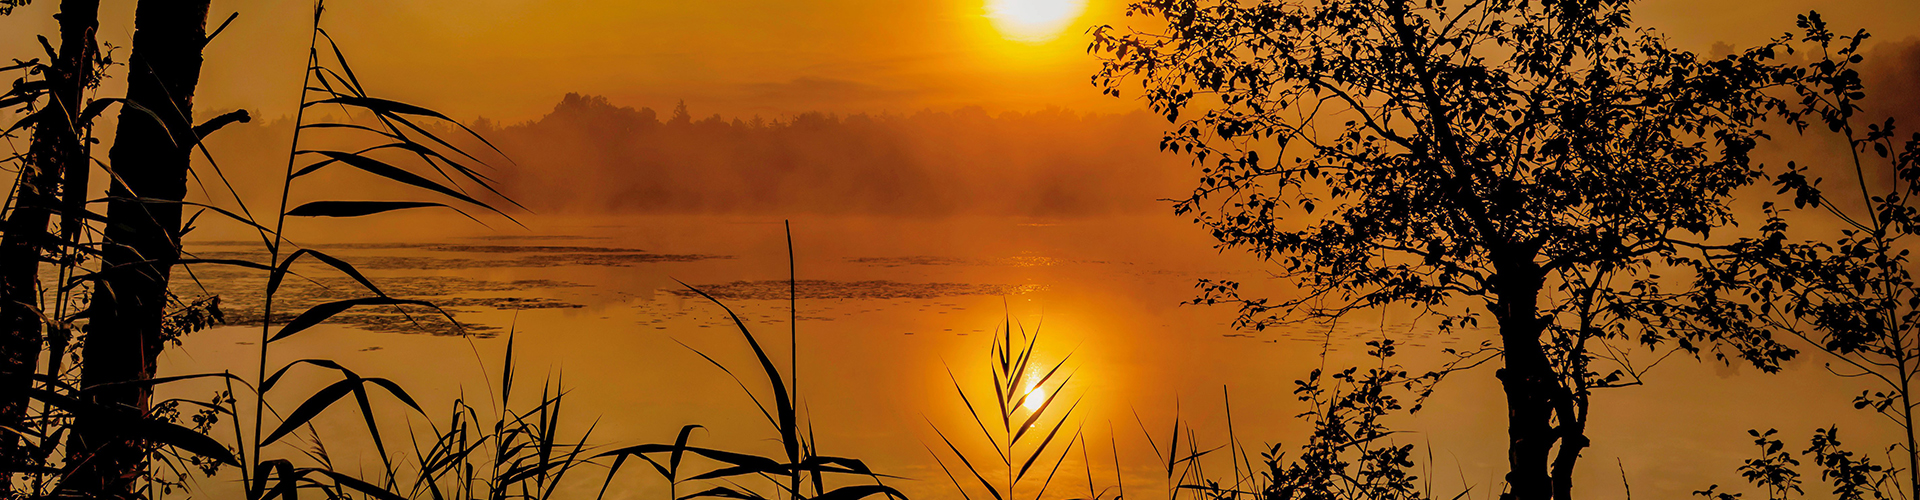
[1092, 1, 1798, 499]
[0, 0, 98, 493]
[1738, 12, 1920, 500]
[64, 0, 223, 496]
[670, 99, 692, 126]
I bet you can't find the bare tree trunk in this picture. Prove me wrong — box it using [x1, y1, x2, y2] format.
[63, 0, 208, 496]
[1899, 359, 1917, 500]
[1383, 1, 1581, 494]
[0, 0, 98, 490]
[1549, 395, 1589, 500]
[46, 0, 102, 393]
[1492, 246, 1560, 500]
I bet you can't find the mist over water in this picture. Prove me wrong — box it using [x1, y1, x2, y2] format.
[149, 38, 1920, 500]
[196, 93, 1178, 218]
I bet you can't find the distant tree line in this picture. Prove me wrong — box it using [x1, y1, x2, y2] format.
[475, 94, 1190, 216]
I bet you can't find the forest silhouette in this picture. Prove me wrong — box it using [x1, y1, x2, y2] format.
[197, 94, 1190, 217]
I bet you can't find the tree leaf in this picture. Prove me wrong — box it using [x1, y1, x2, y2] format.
[24, 387, 237, 465]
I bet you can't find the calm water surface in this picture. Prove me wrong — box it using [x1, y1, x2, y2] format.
[160, 214, 1884, 500]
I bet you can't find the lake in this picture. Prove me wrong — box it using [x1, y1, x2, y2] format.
[159, 213, 1888, 500]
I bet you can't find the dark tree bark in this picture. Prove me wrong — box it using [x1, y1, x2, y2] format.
[44, 0, 103, 397]
[63, 0, 209, 496]
[0, 0, 98, 490]
[1487, 245, 1591, 500]
[1549, 397, 1590, 500]
[1489, 245, 1557, 500]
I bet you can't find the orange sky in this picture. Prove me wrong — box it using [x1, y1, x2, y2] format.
[4, 0, 1917, 124]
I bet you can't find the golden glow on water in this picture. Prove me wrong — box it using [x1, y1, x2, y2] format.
[985, 0, 1088, 43]
[161, 214, 1907, 500]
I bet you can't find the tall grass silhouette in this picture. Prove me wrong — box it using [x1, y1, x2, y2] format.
[17, 9, 909, 496]
[231, 3, 519, 496]
[25, 0, 540, 497]
[1175, 339, 1451, 500]
[596, 222, 906, 500]
[0, 0, 530, 493]
[408, 329, 595, 500]
[925, 315, 1085, 500]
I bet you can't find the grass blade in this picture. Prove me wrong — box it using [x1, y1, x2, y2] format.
[286, 200, 452, 218]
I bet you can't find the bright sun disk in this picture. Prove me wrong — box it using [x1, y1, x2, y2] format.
[986, 0, 1089, 43]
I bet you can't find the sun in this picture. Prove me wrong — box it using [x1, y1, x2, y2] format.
[986, 0, 1089, 43]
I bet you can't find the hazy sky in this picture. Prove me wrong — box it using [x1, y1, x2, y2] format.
[4, 0, 1917, 124]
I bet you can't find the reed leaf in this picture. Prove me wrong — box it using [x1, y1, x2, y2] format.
[261, 375, 422, 446]
[814, 484, 908, 500]
[1012, 373, 1077, 444]
[266, 248, 383, 297]
[925, 443, 976, 500]
[67, 258, 273, 290]
[926, 311, 1079, 500]
[1016, 398, 1081, 482]
[82, 371, 247, 394]
[679, 486, 772, 500]
[944, 365, 1005, 461]
[261, 359, 352, 393]
[928, 418, 1005, 500]
[299, 150, 489, 208]
[312, 468, 409, 500]
[269, 296, 440, 342]
[676, 281, 800, 464]
[286, 200, 450, 217]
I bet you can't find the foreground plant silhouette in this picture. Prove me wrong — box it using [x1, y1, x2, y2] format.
[227, 3, 524, 498]
[0, 0, 525, 496]
[0, 0, 242, 493]
[925, 314, 1083, 500]
[1092, 0, 1803, 498]
[597, 223, 906, 500]
[0, 0, 112, 492]
[1704, 11, 1920, 500]
[1183, 338, 1437, 500]
[0, 0, 101, 488]
[407, 329, 595, 500]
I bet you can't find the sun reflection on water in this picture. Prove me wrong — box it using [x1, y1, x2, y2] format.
[1021, 379, 1047, 412]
